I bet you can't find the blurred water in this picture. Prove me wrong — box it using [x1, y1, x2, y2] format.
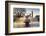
[14, 22, 40, 28]
[29, 23, 39, 27]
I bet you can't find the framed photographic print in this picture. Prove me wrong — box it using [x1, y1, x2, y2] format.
[5, 1, 45, 35]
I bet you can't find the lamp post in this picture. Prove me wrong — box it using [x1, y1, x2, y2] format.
[32, 11, 33, 19]
[32, 10, 33, 24]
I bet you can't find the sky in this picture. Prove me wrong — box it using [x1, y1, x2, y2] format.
[13, 8, 40, 17]
[25, 8, 40, 17]
[26, 8, 39, 14]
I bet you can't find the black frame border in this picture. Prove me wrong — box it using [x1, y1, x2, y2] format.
[5, 1, 45, 35]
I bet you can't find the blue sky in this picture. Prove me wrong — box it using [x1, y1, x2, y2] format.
[25, 8, 40, 17]
[26, 8, 40, 14]
[14, 8, 40, 14]
[14, 8, 40, 17]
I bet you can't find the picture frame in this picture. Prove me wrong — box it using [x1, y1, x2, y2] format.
[5, 1, 45, 35]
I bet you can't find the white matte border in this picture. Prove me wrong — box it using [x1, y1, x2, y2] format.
[8, 3, 43, 33]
